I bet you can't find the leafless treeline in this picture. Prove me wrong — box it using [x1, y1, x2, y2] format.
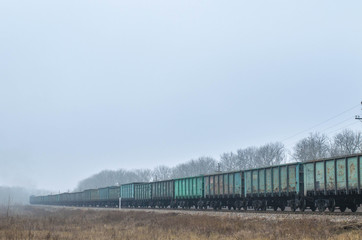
[75, 129, 362, 191]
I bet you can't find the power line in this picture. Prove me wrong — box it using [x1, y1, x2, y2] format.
[280, 104, 360, 143]
[355, 101, 362, 122]
[325, 121, 360, 135]
[287, 119, 358, 146]
[319, 117, 355, 133]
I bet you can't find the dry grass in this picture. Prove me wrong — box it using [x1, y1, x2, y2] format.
[0, 206, 361, 240]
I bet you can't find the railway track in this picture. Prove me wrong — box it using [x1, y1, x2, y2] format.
[118, 206, 362, 216]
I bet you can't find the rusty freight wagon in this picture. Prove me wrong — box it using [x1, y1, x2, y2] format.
[151, 180, 174, 208]
[203, 171, 244, 210]
[303, 153, 362, 212]
[244, 163, 303, 211]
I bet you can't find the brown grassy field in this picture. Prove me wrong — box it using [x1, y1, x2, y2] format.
[0, 206, 361, 240]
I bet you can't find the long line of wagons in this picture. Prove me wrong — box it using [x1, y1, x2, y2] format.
[30, 153, 362, 212]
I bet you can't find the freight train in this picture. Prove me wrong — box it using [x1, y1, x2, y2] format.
[30, 153, 362, 212]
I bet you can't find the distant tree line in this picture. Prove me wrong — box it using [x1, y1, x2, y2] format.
[75, 129, 362, 191]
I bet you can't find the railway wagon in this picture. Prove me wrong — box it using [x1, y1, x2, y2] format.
[69, 192, 77, 205]
[120, 183, 143, 207]
[59, 192, 70, 205]
[42, 195, 50, 205]
[30, 195, 42, 204]
[134, 183, 152, 207]
[174, 175, 203, 209]
[98, 187, 110, 207]
[108, 186, 121, 207]
[244, 163, 303, 211]
[48, 194, 59, 205]
[90, 189, 100, 206]
[82, 189, 92, 206]
[303, 153, 362, 212]
[151, 180, 174, 208]
[203, 171, 244, 210]
[74, 191, 82, 205]
[95, 187, 119, 207]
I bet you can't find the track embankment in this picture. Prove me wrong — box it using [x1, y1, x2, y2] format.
[33, 205, 362, 223]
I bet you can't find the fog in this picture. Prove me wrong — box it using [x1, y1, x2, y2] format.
[1, 1, 362, 199]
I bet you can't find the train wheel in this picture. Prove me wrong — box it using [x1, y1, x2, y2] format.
[310, 206, 316, 212]
[299, 205, 305, 212]
[291, 205, 296, 212]
[350, 204, 357, 212]
[328, 206, 335, 212]
[340, 205, 346, 212]
[318, 205, 326, 212]
[273, 205, 278, 211]
[280, 205, 285, 211]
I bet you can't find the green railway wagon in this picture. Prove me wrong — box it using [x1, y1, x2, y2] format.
[29, 195, 42, 204]
[120, 183, 146, 207]
[108, 186, 120, 200]
[59, 193, 70, 204]
[90, 189, 100, 201]
[99, 187, 109, 200]
[74, 192, 82, 203]
[203, 171, 244, 210]
[135, 183, 151, 200]
[134, 183, 152, 207]
[121, 183, 135, 199]
[69, 192, 77, 203]
[48, 194, 59, 204]
[174, 175, 203, 209]
[83, 189, 91, 202]
[175, 176, 203, 199]
[303, 154, 362, 212]
[43, 195, 50, 204]
[98, 187, 120, 207]
[29, 196, 36, 204]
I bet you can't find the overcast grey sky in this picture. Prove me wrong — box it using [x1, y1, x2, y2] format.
[1, 1, 362, 192]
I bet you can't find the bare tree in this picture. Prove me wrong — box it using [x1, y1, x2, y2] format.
[236, 147, 259, 169]
[6, 194, 11, 218]
[256, 142, 285, 167]
[134, 169, 152, 182]
[219, 152, 239, 171]
[172, 157, 217, 178]
[75, 168, 152, 191]
[152, 165, 172, 181]
[293, 132, 330, 162]
[331, 129, 362, 156]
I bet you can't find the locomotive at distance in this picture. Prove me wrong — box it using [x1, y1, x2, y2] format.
[30, 153, 362, 212]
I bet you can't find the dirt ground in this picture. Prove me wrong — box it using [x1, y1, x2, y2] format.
[0, 205, 361, 240]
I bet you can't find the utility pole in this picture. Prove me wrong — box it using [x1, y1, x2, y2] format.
[355, 101, 362, 122]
